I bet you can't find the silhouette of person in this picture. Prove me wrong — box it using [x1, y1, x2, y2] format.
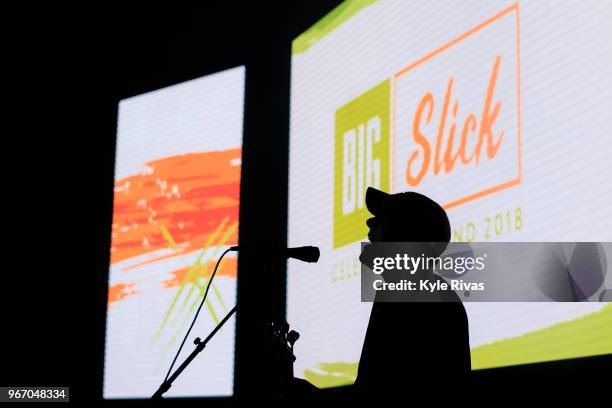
[354, 187, 471, 399]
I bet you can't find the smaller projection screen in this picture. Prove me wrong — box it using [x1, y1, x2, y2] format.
[104, 66, 245, 398]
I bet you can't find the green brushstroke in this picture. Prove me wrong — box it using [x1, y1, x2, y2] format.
[160, 278, 223, 360]
[303, 305, 612, 388]
[159, 224, 178, 251]
[212, 281, 228, 313]
[471, 304, 612, 369]
[292, 0, 378, 55]
[171, 216, 230, 309]
[205, 297, 219, 325]
[154, 217, 230, 340]
[151, 218, 238, 375]
[154, 279, 223, 372]
[174, 222, 237, 321]
[304, 362, 358, 388]
[162, 222, 238, 361]
[172, 263, 208, 326]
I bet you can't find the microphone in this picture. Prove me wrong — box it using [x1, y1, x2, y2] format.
[284, 246, 320, 263]
[230, 246, 320, 263]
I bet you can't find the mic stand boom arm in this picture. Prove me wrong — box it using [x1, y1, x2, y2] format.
[151, 305, 238, 400]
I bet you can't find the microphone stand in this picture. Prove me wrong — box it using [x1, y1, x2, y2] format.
[150, 245, 318, 399]
[151, 305, 237, 399]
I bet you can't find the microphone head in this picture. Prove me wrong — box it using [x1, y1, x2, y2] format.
[286, 246, 320, 263]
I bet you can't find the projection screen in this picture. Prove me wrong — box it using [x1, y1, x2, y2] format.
[104, 66, 244, 398]
[288, 0, 612, 388]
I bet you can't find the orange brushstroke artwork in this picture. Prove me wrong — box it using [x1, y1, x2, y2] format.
[108, 148, 241, 306]
[162, 257, 238, 289]
[108, 283, 139, 305]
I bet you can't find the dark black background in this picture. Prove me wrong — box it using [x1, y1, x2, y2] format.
[2, 1, 610, 404]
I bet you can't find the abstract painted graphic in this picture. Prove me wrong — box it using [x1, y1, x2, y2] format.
[104, 66, 244, 398]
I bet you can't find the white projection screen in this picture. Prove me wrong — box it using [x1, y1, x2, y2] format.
[288, 0, 612, 388]
[104, 66, 244, 398]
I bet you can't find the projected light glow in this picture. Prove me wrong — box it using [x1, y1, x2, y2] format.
[288, 0, 612, 388]
[104, 66, 244, 398]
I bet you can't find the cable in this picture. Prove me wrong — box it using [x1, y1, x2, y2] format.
[163, 246, 234, 382]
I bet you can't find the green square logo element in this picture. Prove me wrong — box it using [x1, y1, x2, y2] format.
[334, 79, 390, 249]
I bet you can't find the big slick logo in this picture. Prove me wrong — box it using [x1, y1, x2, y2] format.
[334, 4, 522, 249]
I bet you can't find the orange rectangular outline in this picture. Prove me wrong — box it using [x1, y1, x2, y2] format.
[391, 3, 522, 210]
[391, 75, 397, 193]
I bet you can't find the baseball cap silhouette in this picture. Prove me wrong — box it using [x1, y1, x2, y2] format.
[365, 187, 451, 244]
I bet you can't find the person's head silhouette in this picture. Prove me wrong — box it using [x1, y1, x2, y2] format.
[364, 187, 451, 256]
